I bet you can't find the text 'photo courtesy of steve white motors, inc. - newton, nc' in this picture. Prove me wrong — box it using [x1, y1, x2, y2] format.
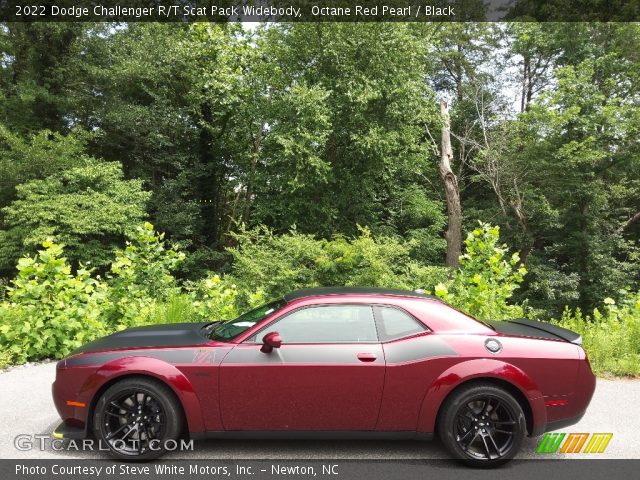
[15, 4, 456, 20]
[15, 462, 339, 477]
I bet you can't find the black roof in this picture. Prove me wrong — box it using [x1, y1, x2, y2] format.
[282, 287, 440, 302]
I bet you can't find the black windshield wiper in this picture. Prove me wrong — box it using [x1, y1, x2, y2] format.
[202, 321, 222, 337]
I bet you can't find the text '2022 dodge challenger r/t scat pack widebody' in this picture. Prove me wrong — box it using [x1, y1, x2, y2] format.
[52, 287, 595, 466]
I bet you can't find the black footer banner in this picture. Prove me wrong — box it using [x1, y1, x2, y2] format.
[2, 459, 640, 480]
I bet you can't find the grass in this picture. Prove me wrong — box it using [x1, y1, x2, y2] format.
[145, 293, 199, 324]
[552, 298, 640, 377]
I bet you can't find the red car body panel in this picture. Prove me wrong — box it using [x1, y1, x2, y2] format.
[219, 342, 386, 430]
[52, 291, 596, 441]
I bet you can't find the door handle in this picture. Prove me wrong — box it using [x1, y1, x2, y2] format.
[357, 353, 377, 362]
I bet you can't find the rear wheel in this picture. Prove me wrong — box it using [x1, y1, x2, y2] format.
[438, 383, 526, 467]
[93, 377, 183, 460]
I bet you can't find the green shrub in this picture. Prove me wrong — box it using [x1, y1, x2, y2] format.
[227, 223, 526, 321]
[105, 222, 185, 330]
[227, 226, 325, 302]
[434, 223, 527, 320]
[0, 349, 13, 369]
[0, 240, 108, 363]
[227, 225, 448, 302]
[187, 275, 242, 321]
[143, 277, 246, 326]
[316, 227, 425, 289]
[554, 292, 640, 376]
[2, 220, 637, 378]
[0, 224, 266, 363]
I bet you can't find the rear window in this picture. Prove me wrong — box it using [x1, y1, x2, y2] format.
[376, 306, 426, 341]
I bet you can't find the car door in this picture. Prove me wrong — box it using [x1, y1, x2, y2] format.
[374, 305, 458, 431]
[219, 304, 385, 431]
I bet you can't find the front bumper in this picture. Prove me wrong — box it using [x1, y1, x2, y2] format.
[52, 359, 93, 438]
[52, 421, 88, 440]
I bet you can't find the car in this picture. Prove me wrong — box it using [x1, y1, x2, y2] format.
[52, 287, 596, 466]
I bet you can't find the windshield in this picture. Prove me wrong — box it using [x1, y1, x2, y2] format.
[209, 299, 286, 341]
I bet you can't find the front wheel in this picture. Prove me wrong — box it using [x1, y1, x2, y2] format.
[438, 383, 527, 467]
[93, 377, 183, 460]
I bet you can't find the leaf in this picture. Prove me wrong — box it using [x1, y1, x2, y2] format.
[434, 283, 449, 297]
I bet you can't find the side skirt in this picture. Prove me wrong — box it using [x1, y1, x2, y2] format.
[190, 431, 433, 441]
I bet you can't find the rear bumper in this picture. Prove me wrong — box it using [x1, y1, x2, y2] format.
[545, 410, 588, 432]
[534, 352, 596, 436]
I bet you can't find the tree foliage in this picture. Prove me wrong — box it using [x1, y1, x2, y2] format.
[0, 161, 150, 271]
[105, 222, 184, 329]
[434, 223, 528, 320]
[0, 22, 638, 319]
[226, 225, 450, 305]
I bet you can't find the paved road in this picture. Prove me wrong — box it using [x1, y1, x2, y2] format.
[1, 362, 638, 460]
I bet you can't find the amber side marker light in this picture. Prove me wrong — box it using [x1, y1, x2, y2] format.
[66, 401, 86, 407]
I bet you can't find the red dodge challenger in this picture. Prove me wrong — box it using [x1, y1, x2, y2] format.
[52, 287, 595, 466]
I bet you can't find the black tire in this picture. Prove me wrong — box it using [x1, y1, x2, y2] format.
[93, 377, 183, 460]
[437, 383, 527, 467]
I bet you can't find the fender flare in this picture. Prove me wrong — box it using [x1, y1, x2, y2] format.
[416, 358, 547, 435]
[78, 356, 205, 433]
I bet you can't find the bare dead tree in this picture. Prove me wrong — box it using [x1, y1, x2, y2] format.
[465, 85, 534, 260]
[439, 99, 462, 267]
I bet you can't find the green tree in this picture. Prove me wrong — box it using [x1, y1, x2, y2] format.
[507, 24, 640, 312]
[435, 223, 527, 320]
[0, 161, 150, 271]
[458, 23, 640, 314]
[247, 24, 444, 246]
[0, 126, 89, 209]
[0, 23, 88, 134]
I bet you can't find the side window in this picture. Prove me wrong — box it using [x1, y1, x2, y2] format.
[268, 305, 378, 343]
[376, 306, 426, 341]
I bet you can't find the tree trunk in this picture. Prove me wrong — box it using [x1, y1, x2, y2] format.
[617, 210, 640, 234]
[439, 99, 462, 267]
[242, 123, 263, 224]
[521, 55, 529, 113]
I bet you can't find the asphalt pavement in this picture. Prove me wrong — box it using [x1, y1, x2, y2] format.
[0, 362, 638, 460]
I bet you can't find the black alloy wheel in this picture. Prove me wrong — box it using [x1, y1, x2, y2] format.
[93, 377, 183, 460]
[438, 383, 526, 467]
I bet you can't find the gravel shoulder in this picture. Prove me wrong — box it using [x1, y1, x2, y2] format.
[1, 362, 638, 460]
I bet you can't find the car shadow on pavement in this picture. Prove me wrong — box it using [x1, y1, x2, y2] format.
[39, 420, 542, 461]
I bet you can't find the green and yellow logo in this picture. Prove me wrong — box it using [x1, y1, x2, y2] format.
[537, 433, 613, 454]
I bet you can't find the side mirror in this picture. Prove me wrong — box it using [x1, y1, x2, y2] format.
[260, 331, 282, 353]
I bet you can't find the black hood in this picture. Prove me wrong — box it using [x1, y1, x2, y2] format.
[72, 322, 215, 355]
